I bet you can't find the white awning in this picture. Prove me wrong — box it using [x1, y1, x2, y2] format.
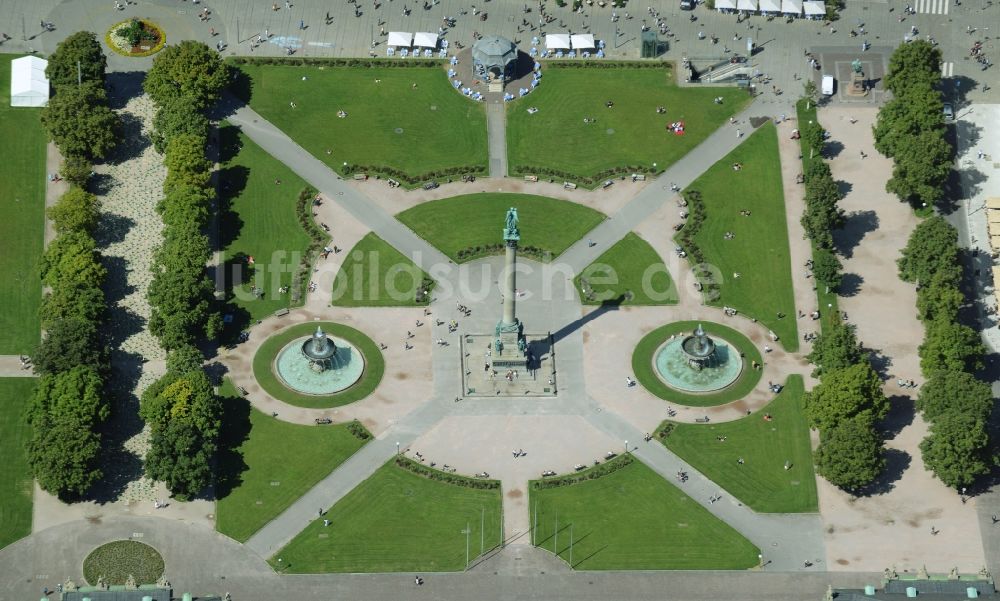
[781, 0, 802, 13]
[570, 33, 596, 49]
[737, 0, 758, 11]
[10, 55, 48, 108]
[387, 31, 413, 47]
[545, 33, 571, 50]
[413, 32, 438, 48]
[803, 0, 825, 15]
[760, 0, 781, 11]
[986, 197, 1000, 210]
[715, 0, 737, 9]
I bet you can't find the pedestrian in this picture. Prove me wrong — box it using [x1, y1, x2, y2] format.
[299, 19, 305, 29]
[285, 0, 291, 7]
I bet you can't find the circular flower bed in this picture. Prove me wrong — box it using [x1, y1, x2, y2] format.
[105, 18, 166, 57]
[252, 322, 384, 409]
[83, 540, 164, 586]
[631, 320, 763, 407]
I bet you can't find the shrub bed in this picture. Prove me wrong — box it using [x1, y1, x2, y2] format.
[394, 456, 500, 489]
[83, 540, 164, 586]
[531, 454, 634, 489]
[346, 421, 372, 441]
[105, 19, 166, 57]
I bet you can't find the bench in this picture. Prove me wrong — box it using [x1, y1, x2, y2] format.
[695, 417, 710, 423]
[523, 175, 538, 182]
[631, 174, 646, 182]
[353, 173, 368, 181]
[563, 182, 577, 190]
[238, 386, 249, 397]
[274, 308, 290, 317]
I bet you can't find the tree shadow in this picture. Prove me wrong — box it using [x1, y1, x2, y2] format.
[217, 123, 245, 165]
[824, 140, 845, 158]
[218, 166, 248, 250]
[833, 210, 879, 259]
[866, 348, 893, 380]
[99, 255, 137, 313]
[107, 111, 152, 165]
[227, 68, 254, 105]
[89, 172, 116, 196]
[855, 448, 911, 497]
[214, 385, 253, 500]
[93, 212, 136, 248]
[105, 71, 147, 110]
[835, 179, 853, 198]
[837, 272, 864, 297]
[880, 394, 915, 440]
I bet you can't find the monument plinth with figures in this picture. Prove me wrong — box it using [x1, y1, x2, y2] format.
[460, 207, 555, 397]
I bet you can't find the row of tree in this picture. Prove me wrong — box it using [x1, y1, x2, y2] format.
[873, 41, 952, 208]
[141, 41, 229, 500]
[898, 217, 991, 489]
[26, 33, 116, 498]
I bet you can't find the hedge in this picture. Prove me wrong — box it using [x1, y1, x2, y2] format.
[531, 454, 635, 489]
[346, 420, 372, 441]
[228, 56, 445, 68]
[394, 456, 501, 490]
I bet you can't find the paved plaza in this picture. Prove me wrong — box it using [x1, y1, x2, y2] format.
[3, 0, 1000, 599]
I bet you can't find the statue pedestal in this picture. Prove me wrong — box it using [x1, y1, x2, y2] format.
[847, 72, 868, 97]
[461, 333, 555, 397]
[488, 81, 503, 93]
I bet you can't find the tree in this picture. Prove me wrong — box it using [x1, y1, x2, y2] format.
[145, 419, 214, 500]
[165, 344, 205, 375]
[148, 232, 214, 350]
[885, 128, 952, 206]
[918, 318, 985, 373]
[24, 366, 109, 498]
[885, 40, 942, 94]
[801, 174, 842, 248]
[811, 250, 843, 290]
[801, 120, 825, 159]
[151, 96, 210, 154]
[802, 80, 818, 109]
[47, 187, 100, 234]
[140, 368, 221, 438]
[45, 31, 107, 89]
[916, 266, 964, 322]
[805, 363, 888, 432]
[143, 41, 229, 111]
[872, 89, 944, 159]
[898, 216, 959, 284]
[814, 416, 885, 491]
[158, 184, 212, 229]
[920, 412, 991, 489]
[806, 321, 865, 377]
[39, 81, 119, 160]
[916, 370, 993, 423]
[163, 133, 211, 193]
[60, 154, 93, 188]
[804, 159, 832, 185]
[33, 317, 103, 375]
[39, 230, 106, 289]
[39, 281, 105, 328]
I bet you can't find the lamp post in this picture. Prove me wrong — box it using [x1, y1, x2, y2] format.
[624, 439, 628, 455]
[396, 441, 400, 455]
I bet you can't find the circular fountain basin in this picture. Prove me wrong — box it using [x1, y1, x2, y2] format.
[653, 336, 743, 393]
[274, 336, 365, 395]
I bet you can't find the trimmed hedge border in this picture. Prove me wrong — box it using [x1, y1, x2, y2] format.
[394, 456, 501, 490]
[530, 454, 635, 489]
[291, 186, 329, 304]
[251, 322, 384, 409]
[228, 56, 445, 68]
[83, 540, 164, 586]
[104, 19, 166, 57]
[631, 320, 763, 407]
[347, 421, 372, 441]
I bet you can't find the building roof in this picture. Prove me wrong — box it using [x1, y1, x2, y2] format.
[10, 55, 49, 107]
[472, 36, 517, 67]
[61, 587, 171, 601]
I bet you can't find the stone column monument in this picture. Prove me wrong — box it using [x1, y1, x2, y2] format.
[493, 207, 528, 368]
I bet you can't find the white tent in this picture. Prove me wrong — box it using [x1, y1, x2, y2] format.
[570, 33, 596, 49]
[759, 0, 781, 11]
[413, 32, 438, 48]
[545, 33, 571, 50]
[737, 0, 758, 11]
[10, 56, 48, 108]
[803, 0, 825, 15]
[715, 0, 737, 9]
[781, 0, 802, 14]
[387, 31, 413, 47]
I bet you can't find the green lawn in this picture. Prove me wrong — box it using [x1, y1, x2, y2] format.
[252, 322, 384, 409]
[215, 379, 368, 542]
[331, 233, 434, 307]
[632, 320, 763, 407]
[529, 458, 759, 570]
[574, 232, 676, 305]
[271, 460, 502, 572]
[684, 122, 799, 350]
[396, 193, 605, 262]
[795, 100, 840, 335]
[0, 55, 46, 354]
[219, 124, 314, 323]
[659, 375, 818, 513]
[0, 378, 35, 550]
[507, 66, 749, 183]
[235, 64, 488, 183]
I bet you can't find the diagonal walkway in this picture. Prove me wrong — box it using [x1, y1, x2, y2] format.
[217, 96, 452, 271]
[486, 101, 508, 178]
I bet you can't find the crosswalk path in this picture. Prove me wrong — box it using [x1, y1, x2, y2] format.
[915, 0, 949, 14]
[941, 62, 954, 77]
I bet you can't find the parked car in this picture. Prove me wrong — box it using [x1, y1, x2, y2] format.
[943, 102, 954, 121]
[680, 0, 695, 9]
[821, 75, 835, 96]
[422, 181, 439, 190]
